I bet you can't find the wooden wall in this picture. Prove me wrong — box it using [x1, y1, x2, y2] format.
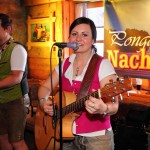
[23, 0, 75, 80]
[25, 2, 61, 80]
[0, 0, 27, 45]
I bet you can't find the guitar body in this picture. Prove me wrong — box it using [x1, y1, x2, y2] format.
[34, 107, 59, 150]
[35, 91, 78, 150]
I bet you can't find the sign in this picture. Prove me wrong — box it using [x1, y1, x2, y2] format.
[104, 0, 150, 79]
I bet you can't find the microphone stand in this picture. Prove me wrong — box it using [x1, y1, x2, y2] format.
[58, 47, 63, 150]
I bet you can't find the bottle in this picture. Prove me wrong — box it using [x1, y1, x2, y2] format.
[136, 78, 142, 93]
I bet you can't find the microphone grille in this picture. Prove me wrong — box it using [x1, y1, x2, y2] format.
[72, 42, 79, 51]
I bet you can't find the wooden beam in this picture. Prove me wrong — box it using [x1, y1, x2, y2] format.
[87, 1, 104, 8]
[23, 0, 103, 6]
[23, 0, 62, 6]
[73, 0, 102, 2]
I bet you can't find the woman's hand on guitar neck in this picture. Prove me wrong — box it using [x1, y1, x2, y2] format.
[85, 96, 108, 115]
[41, 100, 55, 116]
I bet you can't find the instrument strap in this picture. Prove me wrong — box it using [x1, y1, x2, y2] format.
[76, 53, 101, 100]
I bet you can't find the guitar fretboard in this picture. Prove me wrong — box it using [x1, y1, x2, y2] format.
[57, 90, 100, 119]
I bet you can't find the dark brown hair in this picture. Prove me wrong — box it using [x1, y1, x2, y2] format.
[0, 13, 12, 34]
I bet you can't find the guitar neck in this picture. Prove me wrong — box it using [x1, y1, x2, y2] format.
[57, 90, 100, 119]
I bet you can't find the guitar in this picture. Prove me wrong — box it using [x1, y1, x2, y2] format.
[34, 78, 132, 150]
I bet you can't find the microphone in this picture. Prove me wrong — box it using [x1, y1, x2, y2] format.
[53, 42, 79, 51]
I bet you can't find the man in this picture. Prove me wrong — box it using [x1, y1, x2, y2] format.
[0, 13, 28, 150]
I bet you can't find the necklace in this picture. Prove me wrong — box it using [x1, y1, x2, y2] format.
[74, 53, 91, 77]
[75, 67, 79, 76]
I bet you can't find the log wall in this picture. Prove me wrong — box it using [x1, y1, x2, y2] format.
[24, 0, 75, 80]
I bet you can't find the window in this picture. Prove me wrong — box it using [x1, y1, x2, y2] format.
[86, 5, 104, 56]
[75, 2, 104, 56]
